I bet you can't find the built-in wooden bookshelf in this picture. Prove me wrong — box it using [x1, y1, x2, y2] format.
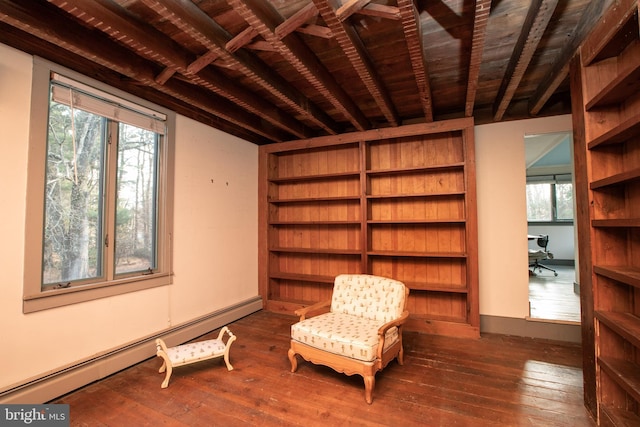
[258, 118, 479, 338]
[571, 0, 640, 424]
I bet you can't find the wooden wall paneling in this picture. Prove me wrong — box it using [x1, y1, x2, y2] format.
[572, 0, 640, 423]
[570, 52, 598, 420]
[361, 138, 371, 274]
[259, 118, 479, 337]
[462, 125, 479, 332]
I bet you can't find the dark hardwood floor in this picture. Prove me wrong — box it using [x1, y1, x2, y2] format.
[52, 311, 596, 426]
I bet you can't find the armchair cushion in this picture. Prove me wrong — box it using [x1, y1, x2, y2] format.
[291, 311, 399, 362]
[330, 274, 407, 322]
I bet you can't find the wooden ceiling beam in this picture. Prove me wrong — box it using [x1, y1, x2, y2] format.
[228, 0, 370, 131]
[397, 0, 434, 122]
[465, 0, 492, 117]
[275, 2, 319, 40]
[529, 0, 615, 115]
[50, 0, 191, 70]
[492, 0, 559, 121]
[187, 49, 221, 74]
[146, 0, 339, 136]
[336, 0, 372, 22]
[47, 0, 310, 139]
[355, 3, 401, 20]
[0, 0, 284, 143]
[155, 66, 177, 85]
[313, 0, 399, 126]
[226, 26, 259, 53]
[245, 40, 277, 51]
[0, 24, 273, 144]
[296, 24, 333, 38]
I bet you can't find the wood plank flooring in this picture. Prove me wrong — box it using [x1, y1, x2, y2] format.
[52, 311, 596, 426]
[529, 265, 581, 323]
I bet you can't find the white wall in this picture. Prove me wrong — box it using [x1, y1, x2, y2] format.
[475, 115, 573, 319]
[0, 44, 259, 391]
[527, 224, 575, 261]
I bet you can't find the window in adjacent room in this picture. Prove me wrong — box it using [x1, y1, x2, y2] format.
[526, 177, 574, 222]
[23, 59, 175, 313]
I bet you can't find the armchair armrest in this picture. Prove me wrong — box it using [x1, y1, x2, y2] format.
[377, 310, 410, 336]
[294, 299, 331, 321]
[376, 310, 410, 359]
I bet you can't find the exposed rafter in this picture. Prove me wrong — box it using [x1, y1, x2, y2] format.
[275, 2, 319, 40]
[295, 24, 333, 38]
[226, 26, 259, 53]
[492, 0, 559, 121]
[314, 0, 399, 126]
[465, 0, 492, 117]
[0, 0, 605, 144]
[0, 0, 285, 143]
[336, 0, 372, 22]
[48, 0, 312, 139]
[355, 3, 401, 20]
[228, 0, 371, 131]
[397, 0, 433, 122]
[140, 0, 340, 136]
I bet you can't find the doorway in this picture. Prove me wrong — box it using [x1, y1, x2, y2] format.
[524, 131, 580, 323]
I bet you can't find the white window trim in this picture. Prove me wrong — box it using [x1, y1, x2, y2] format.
[23, 57, 175, 313]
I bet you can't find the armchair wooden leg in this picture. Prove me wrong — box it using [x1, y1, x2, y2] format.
[288, 348, 298, 373]
[364, 375, 375, 404]
[398, 345, 404, 365]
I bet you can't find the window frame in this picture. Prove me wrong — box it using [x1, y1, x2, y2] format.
[23, 57, 175, 313]
[526, 176, 574, 225]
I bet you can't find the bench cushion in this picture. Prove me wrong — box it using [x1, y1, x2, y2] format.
[166, 339, 226, 365]
[291, 311, 399, 362]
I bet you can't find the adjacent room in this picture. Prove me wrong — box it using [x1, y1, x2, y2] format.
[1, 0, 638, 425]
[525, 131, 580, 323]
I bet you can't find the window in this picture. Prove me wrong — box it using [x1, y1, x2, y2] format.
[23, 59, 174, 313]
[526, 176, 574, 222]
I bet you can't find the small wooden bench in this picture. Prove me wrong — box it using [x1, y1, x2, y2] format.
[155, 326, 236, 388]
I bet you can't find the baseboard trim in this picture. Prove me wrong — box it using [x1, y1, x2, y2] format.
[0, 296, 263, 404]
[480, 314, 582, 343]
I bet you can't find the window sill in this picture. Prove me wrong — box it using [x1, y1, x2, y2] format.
[527, 221, 574, 226]
[23, 273, 172, 313]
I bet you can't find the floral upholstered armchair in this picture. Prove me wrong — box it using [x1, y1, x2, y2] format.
[288, 274, 409, 404]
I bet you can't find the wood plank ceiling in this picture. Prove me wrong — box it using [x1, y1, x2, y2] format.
[0, 0, 613, 145]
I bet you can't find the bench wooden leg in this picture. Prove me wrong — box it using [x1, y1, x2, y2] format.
[161, 364, 172, 389]
[154, 343, 173, 389]
[220, 327, 236, 371]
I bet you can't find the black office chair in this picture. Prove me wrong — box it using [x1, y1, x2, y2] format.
[528, 235, 558, 276]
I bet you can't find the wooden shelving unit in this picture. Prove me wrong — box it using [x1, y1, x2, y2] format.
[258, 118, 479, 338]
[571, 0, 640, 424]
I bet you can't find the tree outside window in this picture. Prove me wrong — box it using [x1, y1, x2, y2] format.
[526, 180, 574, 222]
[43, 83, 161, 288]
[43, 106, 106, 285]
